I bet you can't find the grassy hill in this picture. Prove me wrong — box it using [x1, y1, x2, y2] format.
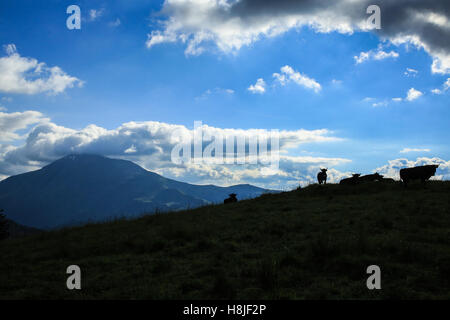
[1, 181, 450, 299]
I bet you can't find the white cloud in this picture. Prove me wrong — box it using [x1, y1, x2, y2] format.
[124, 144, 137, 154]
[0, 110, 48, 141]
[4, 44, 16, 55]
[331, 79, 342, 85]
[354, 46, 399, 64]
[89, 9, 105, 21]
[372, 101, 388, 107]
[146, 0, 450, 75]
[273, 65, 321, 93]
[445, 78, 450, 90]
[0, 111, 345, 188]
[368, 87, 424, 107]
[404, 68, 418, 77]
[0, 44, 83, 95]
[431, 88, 442, 94]
[406, 87, 423, 101]
[196, 87, 234, 100]
[109, 18, 121, 27]
[431, 77, 450, 94]
[400, 148, 431, 153]
[248, 78, 266, 94]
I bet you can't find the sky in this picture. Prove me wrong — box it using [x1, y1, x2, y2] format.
[0, 0, 449, 189]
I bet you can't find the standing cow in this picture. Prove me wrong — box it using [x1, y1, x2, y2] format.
[400, 164, 439, 186]
[317, 168, 328, 185]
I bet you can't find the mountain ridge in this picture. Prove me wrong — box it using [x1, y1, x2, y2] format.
[0, 154, 272, 229]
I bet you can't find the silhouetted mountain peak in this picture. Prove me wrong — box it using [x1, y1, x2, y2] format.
[0, 154, 271, 229]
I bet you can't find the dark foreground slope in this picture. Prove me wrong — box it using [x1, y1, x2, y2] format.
[1, 181, 450, 299]
[0, 154, 269, 229]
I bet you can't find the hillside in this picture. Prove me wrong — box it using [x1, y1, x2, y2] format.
[0, 154, 270, 229]
[1, 181, 450, 299]
[5, 219, 41, 239]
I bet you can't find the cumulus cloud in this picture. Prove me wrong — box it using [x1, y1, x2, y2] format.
[0, 110, 48, 141]
[0, 112, 345, 188]
[146, 0, 450, 74]
[0, 44, 83, 95]
[376, 157, 450, 181]
[248, 78, 266, 94]
[370, 87, 424, 105]
[354, 46, 399, 64]
[273, 65, 321, 93]
[406, 87, 423, 101]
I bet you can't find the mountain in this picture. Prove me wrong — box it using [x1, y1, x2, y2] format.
[0, 154, 271, 229]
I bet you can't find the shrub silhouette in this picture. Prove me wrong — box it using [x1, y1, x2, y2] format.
[224, 193, 237, 204]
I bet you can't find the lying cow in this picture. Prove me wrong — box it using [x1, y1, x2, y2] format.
[317, 168, 328, 185]
[400, 164, 439, 186]
[358, 172, 383, 183]
[224, 193, 238, 204]
[339, 174, 361, 185]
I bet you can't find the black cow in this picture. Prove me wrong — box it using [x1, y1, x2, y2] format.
[224, 193, 238, 204]
[358, 172, 383, 183]
[317, 168, 328, 185]
[400, 164, 439, 186]
[339, 174, 361, 185]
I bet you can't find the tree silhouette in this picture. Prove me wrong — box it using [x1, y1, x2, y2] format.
[0, 209, 9, 240]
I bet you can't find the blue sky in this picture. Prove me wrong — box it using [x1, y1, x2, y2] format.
[0, 0, 449, 188]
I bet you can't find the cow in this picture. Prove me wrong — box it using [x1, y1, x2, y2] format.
[224, 193, 238, 204]
[339, 174, 361, 185]
[358, 172, 383, 183]
[317, 168, 328, 185]
[400, 164, 439, 186]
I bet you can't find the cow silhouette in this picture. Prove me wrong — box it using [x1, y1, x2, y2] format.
[400, 164, 439, 186]
[339, 174, 361, 185]
[317, 168, 328, 185]
[358, 172, 383, 183]
[224, 193, 238, 204]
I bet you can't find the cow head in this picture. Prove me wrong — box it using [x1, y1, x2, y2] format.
[433, 164, 439, 169]
[374, 172, 384, 179]
[229, 193, 237, 198]
[321, 168, 328, 173]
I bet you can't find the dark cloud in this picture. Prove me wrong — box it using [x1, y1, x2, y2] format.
[149, 0, 450, 72]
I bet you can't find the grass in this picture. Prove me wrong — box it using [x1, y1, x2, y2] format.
[1, 181, 450, 299]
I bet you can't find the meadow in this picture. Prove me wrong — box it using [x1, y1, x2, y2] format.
[1, 181, 450, 299]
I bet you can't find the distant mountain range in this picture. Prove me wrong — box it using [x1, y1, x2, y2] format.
[0, 154, 271, 229]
